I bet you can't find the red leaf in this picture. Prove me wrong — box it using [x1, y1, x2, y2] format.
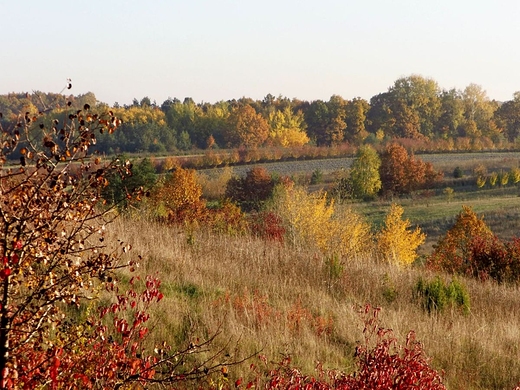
[11, 254, 19, 265]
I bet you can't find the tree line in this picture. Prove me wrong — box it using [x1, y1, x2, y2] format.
[2, 75, 520, 155]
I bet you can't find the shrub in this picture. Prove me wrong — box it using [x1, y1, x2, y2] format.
[248, 211, 286, 243]
[443, 187, 454, 202]
[310, 169, 323, 185]
[225, 167, 275, 212]
[342, 305, 447, 389]
[414, 277, 470, 315]
[453, 166, 463, 178]
[271, 184, 372, 258]
[427, 206, 493, 274]
[379, 143, 442, 196]
[510, 167, 520, 184]
[102, 157, 157, 208]
[247, 305, 447, 389]
[0, 101, 231, 388]
[332, 176, 353, 201]
[489, 171, 498, 187]
[197, 166, 234, 201]
[429, 207, 520, 283]
[152, 167, 208, 224]
[468, 235, 520, 283]
[207, 201, 248, 236]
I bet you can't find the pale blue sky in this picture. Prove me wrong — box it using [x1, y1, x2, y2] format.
[2, 0, 520, 105]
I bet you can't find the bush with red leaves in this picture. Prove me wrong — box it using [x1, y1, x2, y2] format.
[248, 211, 286, 243]
[238, 305, 446, 390]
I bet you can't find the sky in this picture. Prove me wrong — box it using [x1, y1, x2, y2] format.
[2, 0, 520, 106]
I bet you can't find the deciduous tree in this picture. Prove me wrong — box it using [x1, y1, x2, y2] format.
[349, 145, 381, 200]
[153, 167, 207, 223]
[224, 104, 269, 148]
[379, 143, 441, 196]
[0, 101, 235, 387]
[427, 206, 493, 274]
[377, 204, 425, 266]
[225, 167, 275, 212]
[267, 106, 309, 147]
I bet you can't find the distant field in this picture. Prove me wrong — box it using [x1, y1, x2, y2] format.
[200, 151, 520, 178]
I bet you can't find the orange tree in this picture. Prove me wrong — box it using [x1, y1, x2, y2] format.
[223, 104, 269, 148]
[0, 100, 237, 388]
[426, 206, 493, 275]
[379, 143, 441, 196]
[152, 167, 208, 224]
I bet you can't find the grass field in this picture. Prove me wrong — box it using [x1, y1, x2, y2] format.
[110, 214, 520, 390]
[108, 151, 520, 389]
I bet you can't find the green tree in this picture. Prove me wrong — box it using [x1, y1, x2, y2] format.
[461, 83, 499, 139]
[102, 157, 157, 208]
[304, 96, 347, 146]
[344, 98, 370, 143]
[494, 91, 520, 142]
[436, 88, 465, 140]
[349, 145, 381, 200]
[367, 92, 395, 137]
[389, 75, 441, 139]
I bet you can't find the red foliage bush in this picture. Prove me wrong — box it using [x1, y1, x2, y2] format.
[240, 305, 446, 390]
[248, 211, 286, 243]
[225, 167, 276, 212]
[427, 206, 520, 283]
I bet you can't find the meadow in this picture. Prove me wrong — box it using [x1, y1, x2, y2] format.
[105, 151, 520, 389]
[110, 214, 520, 390]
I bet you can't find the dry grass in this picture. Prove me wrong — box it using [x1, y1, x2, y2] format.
[108, 215, 520, 389]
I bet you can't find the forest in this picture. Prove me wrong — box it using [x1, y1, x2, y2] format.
[2, 74, 520, 156]
[2, 76, 520, 389]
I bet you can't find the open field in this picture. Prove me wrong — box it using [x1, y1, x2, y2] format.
[110, 215, 520, 390]
[199, 151, 520, 179]
[100, 150, 520, 388]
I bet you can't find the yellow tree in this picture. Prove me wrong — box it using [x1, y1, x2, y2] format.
[377, 204, 425, 266]
[152, 167, 207, 224]
[271, 184, 372, 258]
[271, 184, 334, 252]
[267, 106, 309, 147]
[330, 207, 373, 260]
